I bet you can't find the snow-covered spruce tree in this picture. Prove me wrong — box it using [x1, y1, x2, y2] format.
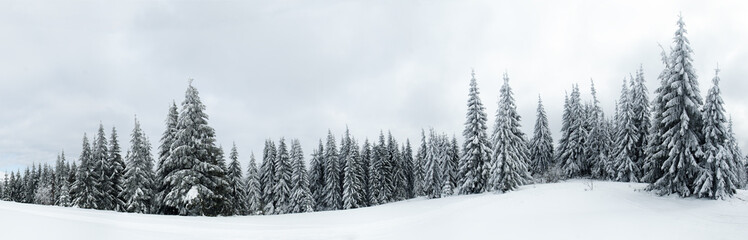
[52, 153, 62, 204]
[353, 139, 368, 205]
[579, 103, 594, 175]
[308, 140, 325, 210]
[226, 143, 248, 215]
[587, 80, 612, 180]
[412, 129, 427, 197]
[289, 139, 314, 213]
[272, 138, 293, 214]
[441, 137, 459, 196]
[529, 96, 554, 176]
[22, 166, 33, 203]
[1, 174, 6, 200]
[343, 138, 364, 209]
[381, 132, 396, 202]
[557, 85, 585, 178]
[423, 130, 443, 199]
[55, 152, 72, 205]
[600, 118, 617, 180]
[488, 73, 532, 192]
[368, 132, 386, 205]
[155, 101, 179, 214]
[71, 134, 100, 209]
[66, 162, 77, 200]
[108, 127, 126, 211]
[323, 131, 342, 210]
[642, 47, 671, 185]
[260, 139, 277, 214]
[631, 67, 651, 169]
[556, 94, 571, 171]
[244, 153, 262, 215]
[33, 164, 54, 205]
[57, 180, 71, 207]
[613, 77, 640, 182]
[403, 139, 416, 198]
[650, 16, 704, 197]
[388, 133, 407, 201]
[163, 82, 230, 216]
[693, 70, 739, 199]
[2, 173, 10, 201]
[6, 172, 14, 201]
[727, 120, 747, 188]
[459, 70, 492, 194]
[213, 146, 232, 215]
[338, 128, 351, 200]
[91, 124, 114, 210]
[360, 139, 372, 205]
[120, 117, 156, 214]
[28, 165, 40, 203]
[6, 172, 16, 201]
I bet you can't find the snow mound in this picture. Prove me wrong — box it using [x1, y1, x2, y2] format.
[1, 180, 747, 240]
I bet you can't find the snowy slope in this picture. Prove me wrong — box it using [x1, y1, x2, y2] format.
[1, 180, 747, 240]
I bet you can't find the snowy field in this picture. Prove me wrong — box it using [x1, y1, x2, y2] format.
[1, 180, 747, 240]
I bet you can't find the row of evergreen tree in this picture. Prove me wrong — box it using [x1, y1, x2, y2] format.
[2, 16, 748, 216]
[527, 16, 747, 199]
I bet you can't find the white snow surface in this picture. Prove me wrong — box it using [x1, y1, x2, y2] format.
[1, 180, 747, 240]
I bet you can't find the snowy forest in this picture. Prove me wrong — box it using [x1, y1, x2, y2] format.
[0, 16, 746, 217]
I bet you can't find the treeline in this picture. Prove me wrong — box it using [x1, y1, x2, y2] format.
[1, 16, 747, 216]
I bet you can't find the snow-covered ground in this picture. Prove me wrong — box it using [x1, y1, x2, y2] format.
[1, 180, 747, 240]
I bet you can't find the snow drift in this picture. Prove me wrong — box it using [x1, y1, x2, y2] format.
[1, 180, 747, 240]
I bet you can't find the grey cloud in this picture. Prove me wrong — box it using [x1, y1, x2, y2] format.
[1, 0, 748, 172]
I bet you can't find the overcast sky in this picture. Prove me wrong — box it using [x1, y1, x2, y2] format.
[1, 0, 747, 172]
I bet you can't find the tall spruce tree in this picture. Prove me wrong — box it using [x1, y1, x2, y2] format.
[338, 128, 352, 198]
[529, 96, 554, 176]
[441, 137, 459, 196]
[458, 70, 492, 194]
[360, 139, 372, 205]
[289, 139, 314, 213]
[614, 77, 640, 182]
[53, 152, 68, 205]
[343, 138, 365, 209]
[155, 101, 179, 214]
[92, 124, 114, 210]
[387, 132, 404, 201]
[487, 73, 532, 192]
[587, 80, 612, 180]
[109, 127, 126, 211]
[413, 130, 427, 197]
[273, 138, 293, 214]
[631, 66, 651, 168]
[404, 139, 417, 198]
[423, 130, 443, 198]
[162, 82, 230, 216]
[71, 134, 99, 209]
[245, 153, 262, 215]
[642, 47, 672, 184]
[368, 132, 386, 205]
[323, 131, 342, 210]
[120, 117, 155, 214]
[226, 143, 248, 215]
[260, 140, 277, 214]
[694, 70, 739, 199]
[308, 140, 325, 210]
[650, 16, 704, 197]
[558, 85, 585, 178]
